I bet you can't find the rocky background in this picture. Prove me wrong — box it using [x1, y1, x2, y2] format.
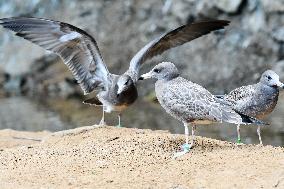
[1, 0, 284, 97]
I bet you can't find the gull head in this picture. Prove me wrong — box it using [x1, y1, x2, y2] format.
[260, 70, 284, 89]
[139, 62, 179, 81]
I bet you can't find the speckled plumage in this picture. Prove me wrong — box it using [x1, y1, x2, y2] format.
[217, 70, 284, 144]
[155, 77, 240, 124]
[222, 83, 279, 119]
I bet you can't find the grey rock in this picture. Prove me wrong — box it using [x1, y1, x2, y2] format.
[272, 27, 284, 42]
[0, 68, 5, 84]
[0, 0, 282, 98]
[218, 31, 246, 52]
[162, 0, 172, 15]
[196, 1, 219, 18]
[247, 0, 260, 12]
[272, 60, 284, 81]
[214, 0, 243, 13]
[243, 33, 279, 57]
[171, 1, 192, 21]
[261, 0, 284, 13]
[245, 8, 266, 32]
[3, 75, 23, 94]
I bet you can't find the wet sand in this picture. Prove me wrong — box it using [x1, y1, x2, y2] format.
[0, 126, 283, 189]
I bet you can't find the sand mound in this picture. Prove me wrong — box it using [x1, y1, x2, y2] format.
[0, 126, 283, 189]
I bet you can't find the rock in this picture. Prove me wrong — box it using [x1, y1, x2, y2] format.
[243, 33, 279, 57]
[272, 60, 284, 80]
[272, 27, 284, 42]
[0, 0, 40, 17]
[171, 1, 193, 21]
[245, 8, 266, 32]
[162, 0, 172, 15]
[196, 1, 219, 18]
[213, 0, 243, 13]
[3, 75, 24, 95]
[0, 69, 5, 86]
[247, 0, 259, 12]
[57, 81, 77, 98]
[0, 0, 283, 97]
[218, 31, 246, 52]
[261, 0, 284, 13]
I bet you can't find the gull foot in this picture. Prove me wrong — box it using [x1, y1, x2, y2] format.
[182, 143, 191, 151]
[172, 143, 191, 159]
[99, 120, 107, 126]
[237, 138, 242, 145]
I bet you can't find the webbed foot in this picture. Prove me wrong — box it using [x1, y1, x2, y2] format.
[236, 138, 242, 145]
[172, 143, 192, 159]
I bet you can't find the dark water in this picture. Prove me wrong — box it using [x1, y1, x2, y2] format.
[0, 95, 283, 146]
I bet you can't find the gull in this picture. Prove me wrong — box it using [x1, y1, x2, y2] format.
[216, 70, 284, 144]
[0, 17, 229, 127]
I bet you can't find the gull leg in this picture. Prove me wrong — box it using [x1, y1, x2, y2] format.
[185, 123, 189, 144]
[173, 122, 190, 158]
[182, 123, 190, 150]
[190, 124, 196, 148]
[116, 113, 122, 128]
[257, 125, 263, 145]
[237, 124, 242, 144]
[99, 106, 106, 126]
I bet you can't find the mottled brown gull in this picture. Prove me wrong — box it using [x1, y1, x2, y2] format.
[0, 17, 229, 127]
[216, 70, 284, 144]
[139, 62, 265, 157]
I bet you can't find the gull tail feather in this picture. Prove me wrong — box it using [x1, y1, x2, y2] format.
[221, 105, 269, 125]
[238, 112, 269, 126]
[217, 95, 269, 125]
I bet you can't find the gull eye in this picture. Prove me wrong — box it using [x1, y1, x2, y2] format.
[153, 68, 160, 73]
[124, 80, 129, 85]
[267, 76, 272, 80]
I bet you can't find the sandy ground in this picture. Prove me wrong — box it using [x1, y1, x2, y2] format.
[0, 126, 283, 189]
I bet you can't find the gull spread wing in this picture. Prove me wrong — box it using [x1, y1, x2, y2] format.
[0, 17, 110, 94]
[127, 20, 230, 82]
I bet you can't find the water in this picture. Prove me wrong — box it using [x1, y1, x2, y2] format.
[0, 95, 283, 146]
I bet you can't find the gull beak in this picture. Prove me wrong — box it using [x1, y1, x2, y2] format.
[276, 81, 284, 89]
[117, 86, 124, 95]
[139, 72, 152, 80]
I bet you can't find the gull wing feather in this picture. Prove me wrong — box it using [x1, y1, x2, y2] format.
[0, 17, 110, 94]
[127, 20, 230, 82]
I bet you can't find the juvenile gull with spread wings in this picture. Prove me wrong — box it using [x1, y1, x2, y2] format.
[0, 17, 229, 127]
[139, 62, 266, 157]
[216, 70, 284, 144]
